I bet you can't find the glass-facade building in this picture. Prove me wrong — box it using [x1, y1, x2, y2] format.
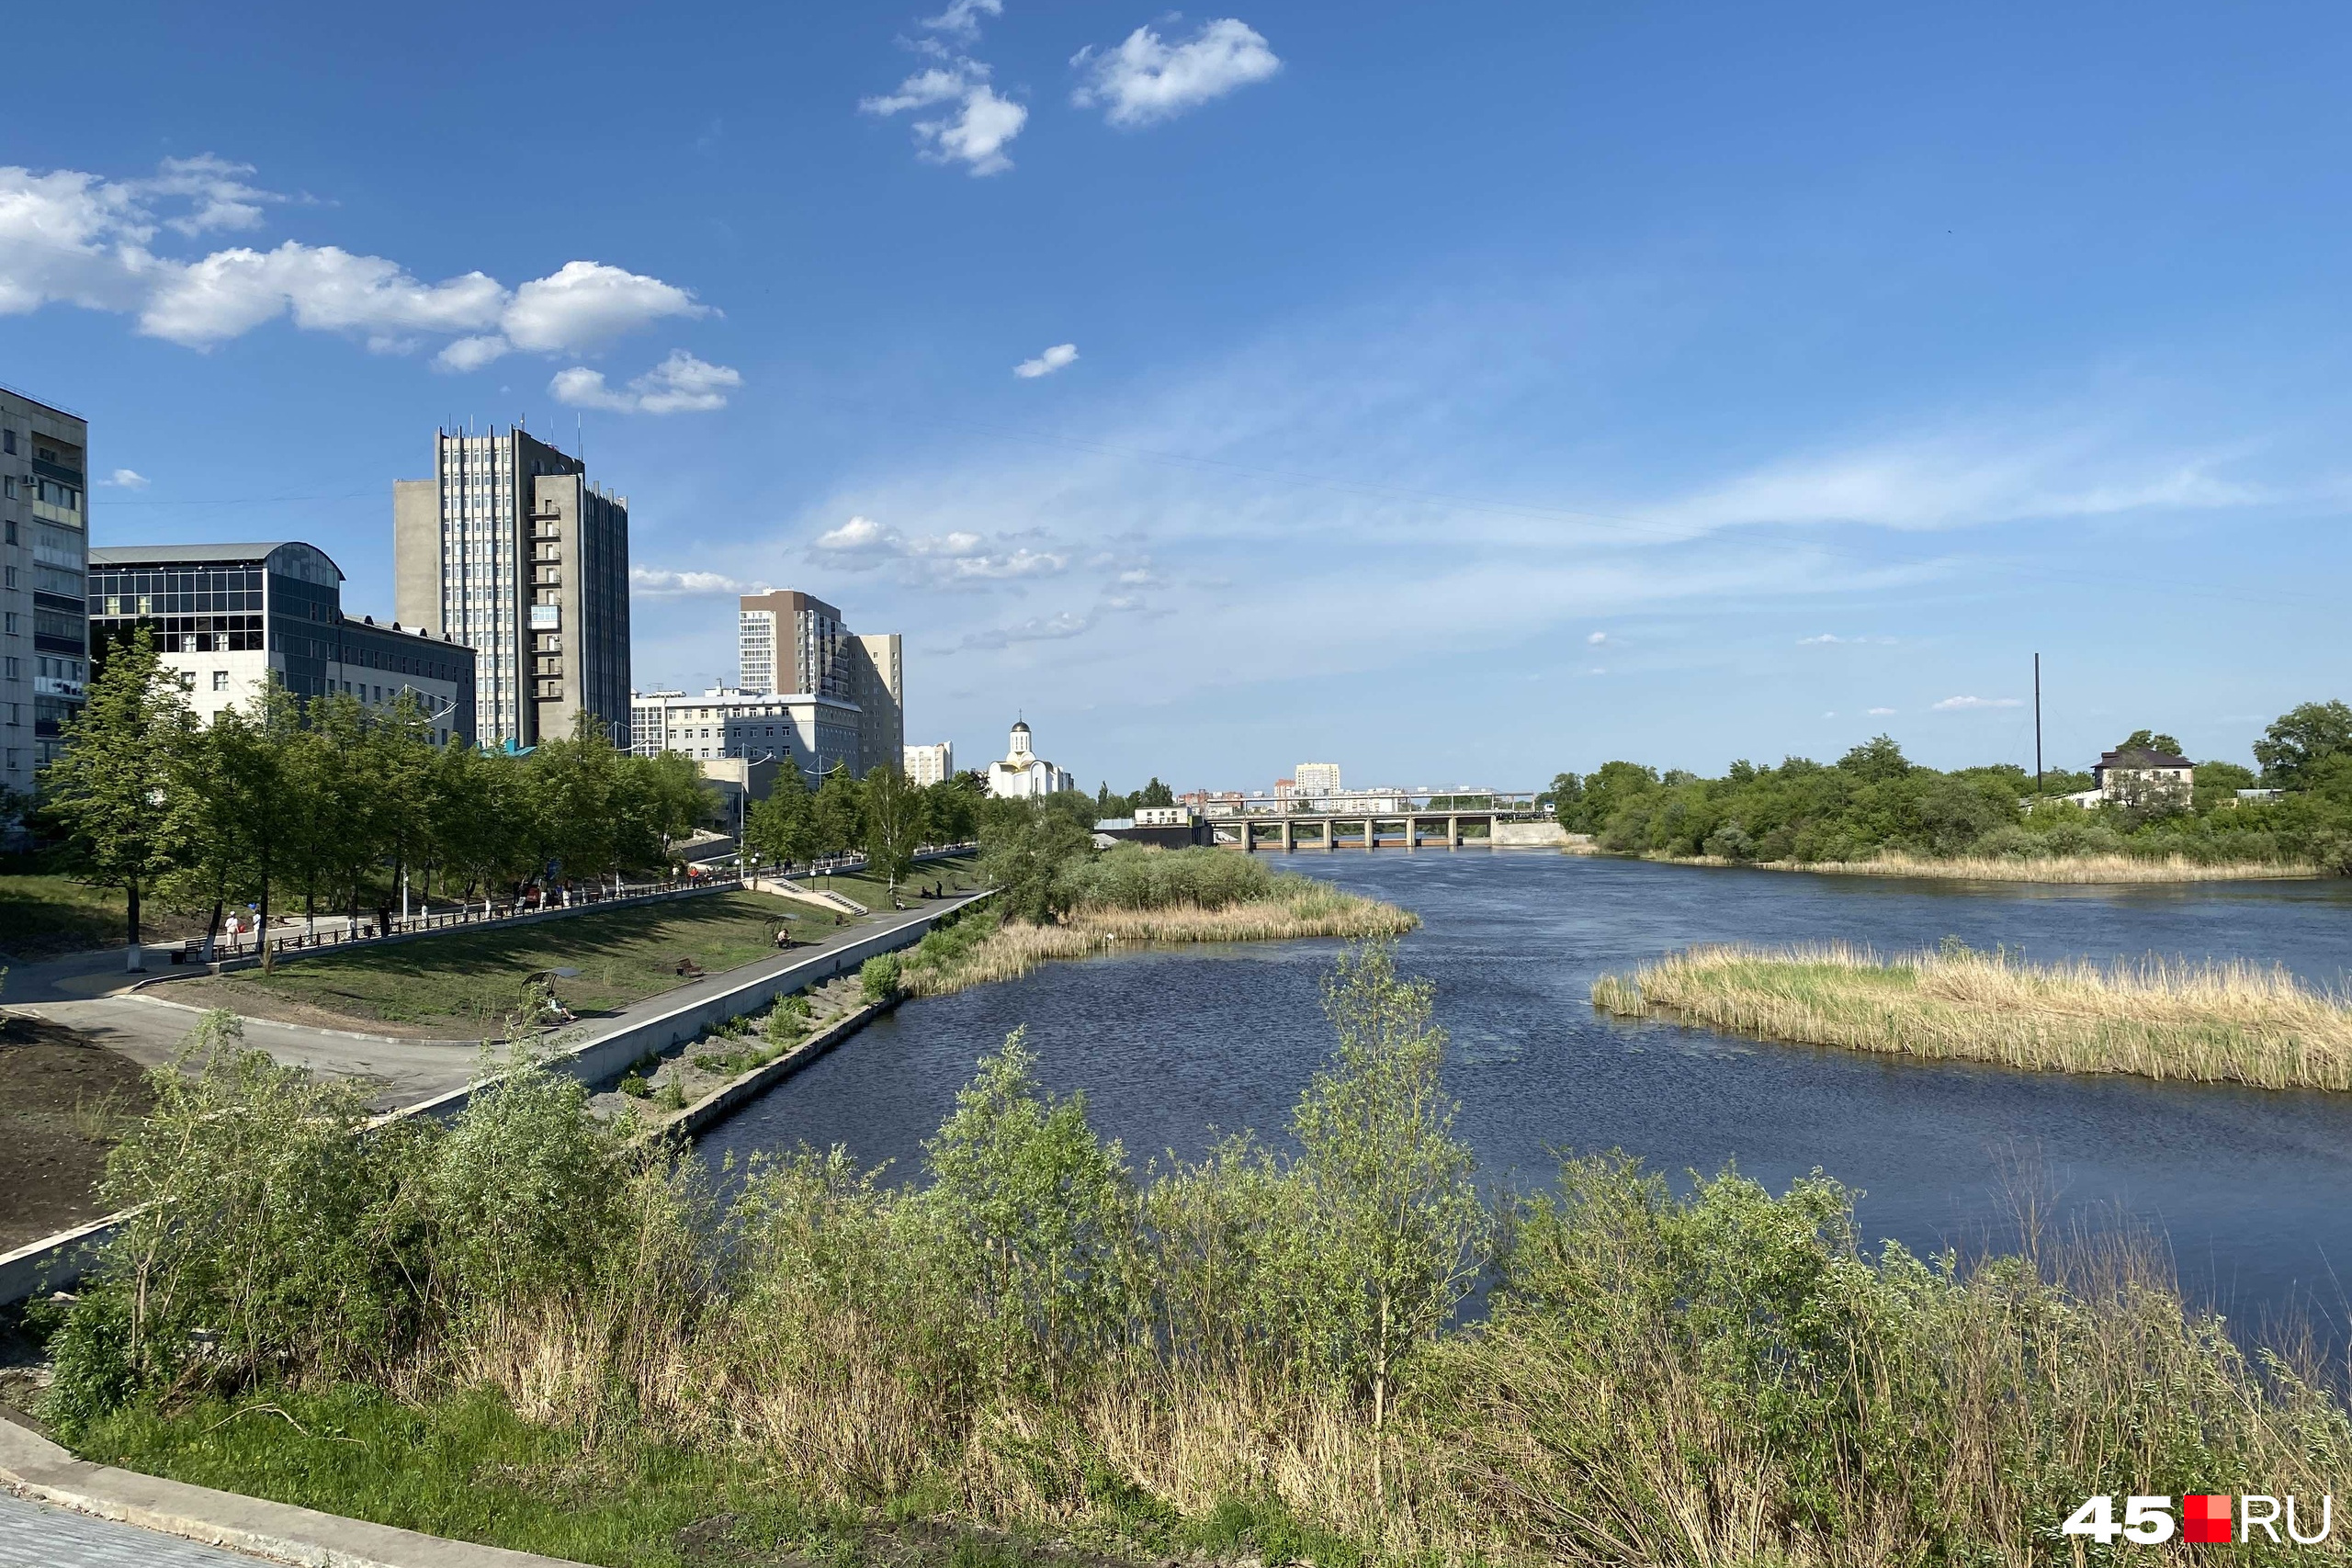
[88, 542, 477, 745]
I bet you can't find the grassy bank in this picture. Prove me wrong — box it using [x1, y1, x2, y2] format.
[37, 958, 2352, 1567]
[1593, 941, 2352, 1089]
[169, 889, 837, 1035]
[0, 874, 207, 959]
[899, 864, 1415, 997]
[1656, 850, 2322, 884]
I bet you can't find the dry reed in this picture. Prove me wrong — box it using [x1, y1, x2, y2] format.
[1593, 941, 2352, 1089]
[1662, 851, 2320, 884]
[901, 888, 1417, 997]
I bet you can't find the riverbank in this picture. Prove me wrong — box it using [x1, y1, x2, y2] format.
[1592, 941, 2352, 1089]
[899, 878, 1415, 997]
[1644, 849, 2323, 883]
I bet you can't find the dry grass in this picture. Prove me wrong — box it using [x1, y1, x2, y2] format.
[1593, 941, 2352, 1089]
[901, 886, 1417, 998]
[1661, 851, 2320, 884]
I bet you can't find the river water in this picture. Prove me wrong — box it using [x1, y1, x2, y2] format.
[700, 852, 2352, 1347]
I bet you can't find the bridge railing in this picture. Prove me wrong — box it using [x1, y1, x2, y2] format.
[1193, 791, 1545, 820]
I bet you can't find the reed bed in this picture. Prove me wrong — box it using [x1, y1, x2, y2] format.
[900, 882, 1416, 997]
[1592, 941, 2352, 1089]
[1663, 851, 2320, 883]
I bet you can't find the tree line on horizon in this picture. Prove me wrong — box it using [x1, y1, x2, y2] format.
[1545, 700, 2352, 869]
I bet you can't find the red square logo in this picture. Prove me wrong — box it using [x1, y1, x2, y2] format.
[2184, 1494, 2232, 1544]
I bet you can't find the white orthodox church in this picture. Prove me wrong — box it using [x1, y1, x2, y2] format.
[985, 719, 1076, 800]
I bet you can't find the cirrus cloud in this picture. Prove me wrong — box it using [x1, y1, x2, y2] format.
[1931, 694, 2023, 710]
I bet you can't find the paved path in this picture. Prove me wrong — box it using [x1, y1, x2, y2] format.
[0, 1492, 271, 1565]
[9, 888, 981, 1113]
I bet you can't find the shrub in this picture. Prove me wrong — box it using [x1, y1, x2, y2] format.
[618, 1072, 651, 1099]
[861, 953, 901, 1004]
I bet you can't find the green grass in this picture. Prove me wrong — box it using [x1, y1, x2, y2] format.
[190, 891, 834, 1032]
[76, 1385, 835, 1568]
[76, 1384, 1160, 1568]
[0, 875, 136, 959]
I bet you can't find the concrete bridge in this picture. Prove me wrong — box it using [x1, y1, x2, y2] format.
[1196, 792, 1564, 851]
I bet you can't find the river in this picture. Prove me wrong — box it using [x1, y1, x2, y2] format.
[699, 852, 2352, 1347]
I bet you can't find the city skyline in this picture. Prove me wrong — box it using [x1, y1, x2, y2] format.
[4, 4, 2348, 788]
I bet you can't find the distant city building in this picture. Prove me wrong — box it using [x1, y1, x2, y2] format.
[904, 740, 954, 786]
[393, 426, 629, 751]
[736, 590, 902, 776]
[986, 720, 1075, 799]
[1294, 761, 1342, 795]
[2, 387, 90, 786]
[89, 542, 476, 746]
[629, 687, 861, 778]
[1135, 806, 1195, 827]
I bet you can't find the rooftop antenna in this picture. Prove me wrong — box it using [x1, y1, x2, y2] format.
[2033, 651, 2043, 798]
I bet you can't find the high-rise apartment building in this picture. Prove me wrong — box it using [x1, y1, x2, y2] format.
[735, 590, 901, 775]
[1294, 761, 1342, 795]
[0, 387, 90, 788]
[88, 542, 476, 745]
[392, 427, 629, 750]
[904, 741, 953, 786]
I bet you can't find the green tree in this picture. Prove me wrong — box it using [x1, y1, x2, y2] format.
[746, 764, 819, 870]
[198, 681, 304, 972]
[41, 627, 190, 967]
[2255, 701, 2352, 788]
[2118, 728, 2186, 758]
[1283, 941, 1487, 1443]
[922, 773, 981, 847]
[978, 797, 1094, 923]
[1136, 776, 1176, 809]
[812, 763, 864, 859]
[370, 693, 439, 921]
[862, 763, 929, 890]
[1838, 735, 1912, 783]
[1546, 771, 1584, 829]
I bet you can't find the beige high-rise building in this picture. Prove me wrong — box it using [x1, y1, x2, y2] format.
[393, 427, 629, 750]
[733, 590, 901, 777]
[1, 387, 90, 789]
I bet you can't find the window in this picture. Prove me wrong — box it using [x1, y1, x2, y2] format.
[1, 431, 12, 455]
[212, 670, 229, 692]
[3, 615, 13, 636]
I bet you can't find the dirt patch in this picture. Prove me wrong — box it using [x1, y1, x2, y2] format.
[151, 978, 484, 1042]
[0, 1012, 155, 1252]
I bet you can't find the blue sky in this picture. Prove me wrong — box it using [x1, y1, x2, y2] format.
[7, 2, 2348, 791]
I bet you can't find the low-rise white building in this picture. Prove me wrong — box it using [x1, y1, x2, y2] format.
[629, 686, 862, 779]
[985, 720, 1075, 799]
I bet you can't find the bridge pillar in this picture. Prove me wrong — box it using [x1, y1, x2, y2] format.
[1364, 818, 1377, 850]
[1448, 813, 1460, 848]
[1319, 818, 1333, 850]
[1240, 820, 1255, 852]
[1282, 818, 1295, 852]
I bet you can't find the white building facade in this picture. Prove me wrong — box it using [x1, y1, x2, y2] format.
[629, 686, 863, 779]
[985, 720, 1075, 799]
[904, 740, 954, 786]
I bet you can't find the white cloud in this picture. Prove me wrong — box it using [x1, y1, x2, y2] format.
[1014, 342, 1078, 378]
[1797, 632, 1896, 645]
[864, 59, 1027, 175]
[631, 567, 769, 596]
[550, 350, 741, 415]
[435, 334, 510, 372]
[100, 468, 149, 489]
[500, 260, 710, 355]
[956, 610, 1094, 649]
[1586, 630, 1610, 645]
[1071, 18, 1281, 128]
[1931, 695, 2023, 711]
[810, 514, 1069, 581]
[0, 158, 718, 363]
[920, 0, 1001, 39]
[1868, 706, 1897, 716]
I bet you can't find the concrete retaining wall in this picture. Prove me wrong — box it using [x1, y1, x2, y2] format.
[1492, 820, 1574, 847]
[1, 891, 991, 1305]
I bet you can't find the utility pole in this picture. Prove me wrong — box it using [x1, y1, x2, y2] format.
[2033, 652, 2043, 798]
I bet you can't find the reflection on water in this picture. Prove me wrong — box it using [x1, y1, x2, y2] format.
[698, 852, 2352, 1347]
